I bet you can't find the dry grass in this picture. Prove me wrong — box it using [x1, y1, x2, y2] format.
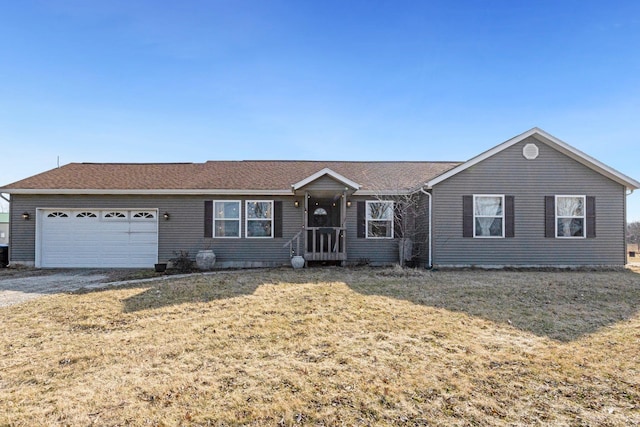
[1, 267, 639, 426]
[0, 266, 163, 282]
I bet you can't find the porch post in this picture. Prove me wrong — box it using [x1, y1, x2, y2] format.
[341, 191, 347, 227]
[304, 191, 309, 229]
[304, 191, 309, 258]
[342, 190, 348, 262]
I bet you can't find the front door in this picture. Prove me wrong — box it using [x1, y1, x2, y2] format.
[306, 197, 343, 257]
[308, 198, 340, 228]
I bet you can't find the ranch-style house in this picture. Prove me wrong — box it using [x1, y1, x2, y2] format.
[1, 128, 638, 269]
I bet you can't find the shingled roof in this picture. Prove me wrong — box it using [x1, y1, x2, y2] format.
[0, 161, 461, 194]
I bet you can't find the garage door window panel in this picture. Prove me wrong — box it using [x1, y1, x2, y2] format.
[76, 212, 97, 218]
[133, 212, 155, 220]
[104, 211, 127, 220]
[48, 211, 69, 218]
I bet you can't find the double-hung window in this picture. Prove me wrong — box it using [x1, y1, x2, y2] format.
[246, 200, 273, 238]
[366, 201, 394, 238]
[214, 201, 241, 238]
[474, 195, 504, 238]
[556, 195, 585, 238]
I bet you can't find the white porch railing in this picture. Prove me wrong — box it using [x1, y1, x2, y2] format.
[305, 227, 346, 261]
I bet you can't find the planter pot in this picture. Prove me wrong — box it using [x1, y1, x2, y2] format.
[196, 250, 216, 271]
[291, 255, 305, 269]
[154, 263, 167, 273]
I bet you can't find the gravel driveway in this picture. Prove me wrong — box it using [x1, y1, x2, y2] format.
[0, 270, 114, 308]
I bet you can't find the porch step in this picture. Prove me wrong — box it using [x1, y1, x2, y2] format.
[305, 252, 347, 261]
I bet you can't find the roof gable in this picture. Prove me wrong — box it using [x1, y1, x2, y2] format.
[292, 168, 361, 191]
[426, 128, 640, 190]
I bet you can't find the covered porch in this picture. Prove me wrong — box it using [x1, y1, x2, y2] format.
[288, 168, 359, 263]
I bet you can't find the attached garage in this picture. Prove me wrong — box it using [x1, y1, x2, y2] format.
[36, 209, 158, 268]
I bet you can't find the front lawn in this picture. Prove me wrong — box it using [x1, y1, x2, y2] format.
[1, 267, 639, 426]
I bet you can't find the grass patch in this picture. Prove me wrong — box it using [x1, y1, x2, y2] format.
[1, 267, 639, 425]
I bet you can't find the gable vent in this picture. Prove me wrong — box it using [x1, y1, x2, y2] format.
[523, 143, 539, 160]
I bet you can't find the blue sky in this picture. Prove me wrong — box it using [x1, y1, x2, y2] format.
[1, 1, 639, 220]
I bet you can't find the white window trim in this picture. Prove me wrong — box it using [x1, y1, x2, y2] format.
[555, 195, 586, 239]
[365, 200, 394, 239]
[473, 194, 505, 239]
[213, 200, 241, 238]
[245, 200, 274, 239]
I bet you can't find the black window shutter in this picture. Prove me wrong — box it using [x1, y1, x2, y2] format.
[204, 201, 213, 238]
[586, 196, 596, 238]
[394, 202, 403, 239]
[357, 201, 365, 238]
[545, 196, 555, 238]
[505, 196, 515, 238]
[462, 195, 473, 238]
[274, 201, 283, 238]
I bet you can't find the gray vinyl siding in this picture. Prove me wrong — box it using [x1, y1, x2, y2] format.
[432, 136, 627, 267]
[346, 197, 398, 265]
[299, 175, 350, 193]
[9, 194, 300, 267]
[9, 193, 403, 267]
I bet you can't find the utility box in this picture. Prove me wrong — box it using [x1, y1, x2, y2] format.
[0, 245, 8, 268]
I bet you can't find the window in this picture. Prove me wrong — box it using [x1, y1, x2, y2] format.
[556, 195, 585, 238]
[246, 201, 273, 238]
[76, 212, 97, 218]
[214, 201, 241, 238]
[474, 195, 504, 238]
[366, 201, 393, 238]
[133, 212, 155, 219]
[47, 212, 69, 218]
[104, 211, 127, 219]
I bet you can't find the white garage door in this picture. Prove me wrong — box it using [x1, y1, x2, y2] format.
[38, 209, 158, 268]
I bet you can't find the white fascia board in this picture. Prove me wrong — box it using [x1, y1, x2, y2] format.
[426, 127, 640, 190]
[2, 189, 294, 196]
[3, 188, 413, 197]
[532, 130, 640, 190]
[292, 168, 361, 191]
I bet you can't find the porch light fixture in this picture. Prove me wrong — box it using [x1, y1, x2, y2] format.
[294, 200, 300, 208]
[346, 201, 352, 208]
[22, 212, 30, 220]
[163, 212, 170, 221]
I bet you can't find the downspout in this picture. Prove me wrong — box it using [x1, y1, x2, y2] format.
[419, 187, 433, 269]
[0, 193, 9, 204]
[626, 188, 635, 259]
